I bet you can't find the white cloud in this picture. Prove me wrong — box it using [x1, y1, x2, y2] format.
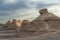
[26, 0, 40, 2]
[48, 5, 60, 17]
[39, 0, 60, 4]
[26, 0, 60, 4]
[26, 0, 60, 8]
[13, 8, 39, 20]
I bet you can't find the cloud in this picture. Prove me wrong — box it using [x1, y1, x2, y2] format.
[0, 0, 28, 11]
[2, 0, 22, 4]
[8, 8, 39, 20]
[48, 5, 60, 17]
[0, 8, 39, 23]
[3, 0, 18, 4]
[27, 0, 60, 4]
[26, 0, 59, 9]
[0, 0, 60, 23]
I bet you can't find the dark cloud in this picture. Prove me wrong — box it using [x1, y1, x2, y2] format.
[0, 0, 57, 11]
[0, 0, 28, 11]
[0, 12, 11, 16]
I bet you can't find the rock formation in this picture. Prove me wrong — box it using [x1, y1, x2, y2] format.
[4, 20, 11, 29]
[22, 20, 30, 26]
[20, 20, 30, 30]
[3, 8, 60, 32]
[4, 19, 22, 30]
[10, 19, 17, 29]
[0, 23, 4, 27]
[0, 23, 7, 30]
[20, 8, 60, 32]
[1, 8, 60, 39]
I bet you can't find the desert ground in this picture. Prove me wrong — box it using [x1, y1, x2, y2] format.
[0, 30, 60, 40]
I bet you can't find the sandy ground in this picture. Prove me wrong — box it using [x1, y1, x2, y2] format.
[0, 30, 60, 40]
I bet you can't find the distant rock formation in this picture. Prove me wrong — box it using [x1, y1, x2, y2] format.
[4, 19, 22, 30]
[20, 8, 60, 32]
[0, 23, 6, 30]
[0, 23, 4, 27]
[20, 20, 30, 30]
[4, 20, 11, 29]
[4, 19, 30, 30]
[22, 20, 30, 26]
[10, 19, 18, 29]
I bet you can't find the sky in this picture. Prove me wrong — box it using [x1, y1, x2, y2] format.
[0, 0, 60, 23]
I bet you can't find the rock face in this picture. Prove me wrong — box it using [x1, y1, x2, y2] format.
[39, 9, 48, 14]
[22, 20, 30, 26]
[20, 9, 60, 32]
[20, 20, 30, 30]
[4, 20, 11, 29]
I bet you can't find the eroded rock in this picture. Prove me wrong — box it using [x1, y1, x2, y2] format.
[20, 8, 60, 32]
